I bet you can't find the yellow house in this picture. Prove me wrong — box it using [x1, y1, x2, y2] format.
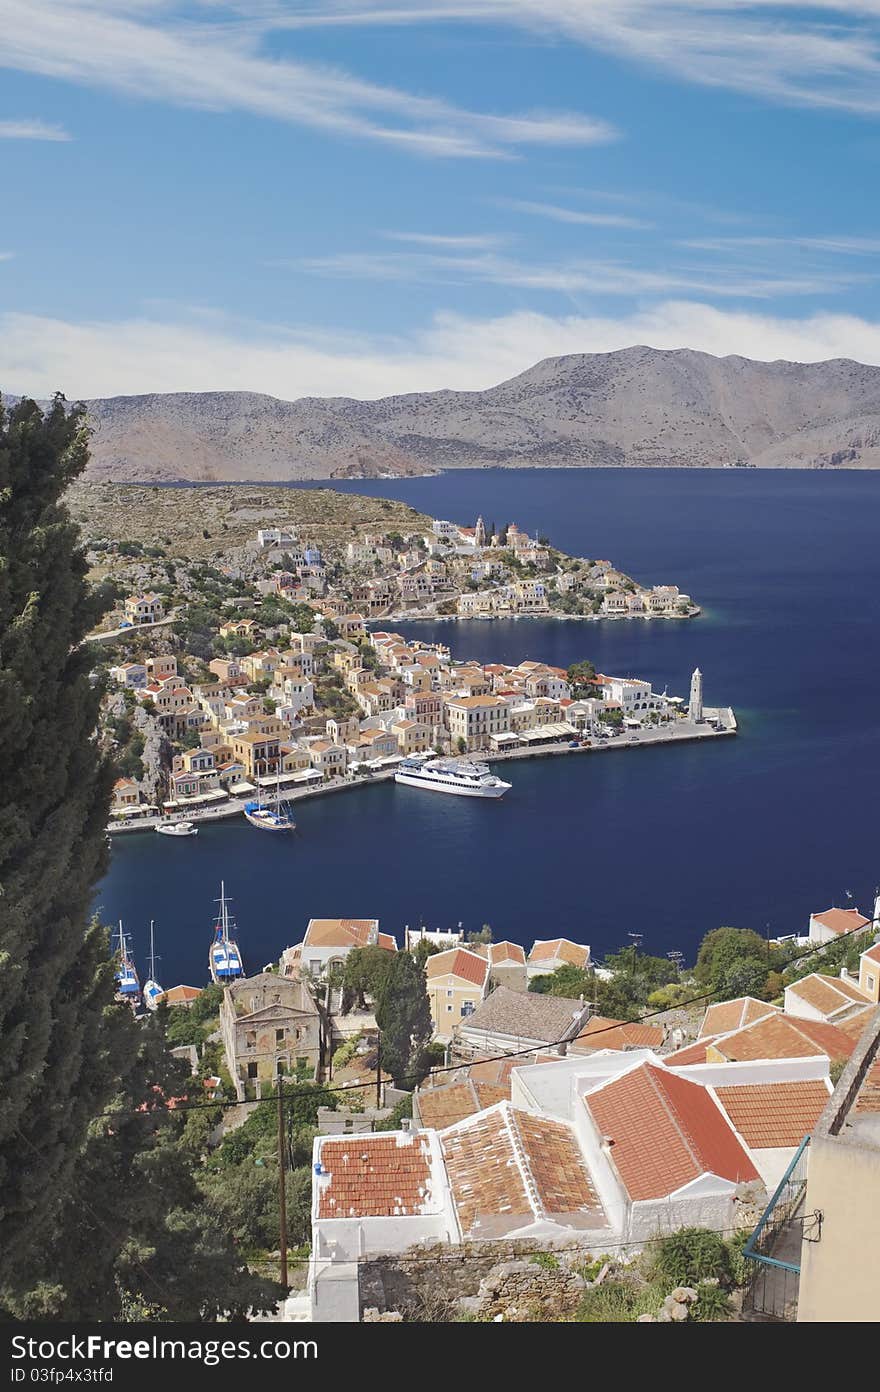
[231, 730, 282, 779]
[425, 948, 490, 1041]
[445, 695, 511, 751]
[391, 718, 432, 755]
[858, 943, 880, 1002]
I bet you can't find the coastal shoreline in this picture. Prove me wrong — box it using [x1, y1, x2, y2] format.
[108, 709, 736, 836]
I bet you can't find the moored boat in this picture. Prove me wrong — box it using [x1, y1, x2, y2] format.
[243, 772, 296, 831]
[156, 820, 198, 837]
[143, 919, 164, 1011]
[208, 881, 244, 984]
[394, 757, 511, 798]
[113, 921, 141, 1008]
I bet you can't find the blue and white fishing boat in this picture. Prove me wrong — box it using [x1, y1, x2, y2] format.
[209, 881, 244, 984]
[143, 920, 164, 1011]
[243, 772, 296, 832]
[114, 921, 141, 1007]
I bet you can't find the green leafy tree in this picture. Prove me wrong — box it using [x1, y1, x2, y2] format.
[0, 396, 123, 1303]
[695, 927, 776, 994]
[374, 953, 433, 1089]
[343, 944, 397, 1009]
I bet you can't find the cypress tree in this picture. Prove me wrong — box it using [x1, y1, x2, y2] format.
[0, 395, 119, 1298]
[374, 952, 434, 1089]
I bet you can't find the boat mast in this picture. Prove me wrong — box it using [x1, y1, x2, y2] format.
[148, 920, 157, 981]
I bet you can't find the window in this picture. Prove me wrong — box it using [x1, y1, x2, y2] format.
[245, 1030, 257, 1049]
[447, 1005, 453, 1012]
[461, 1001, 475, 1018]
[247, 1062, 258, 1079]
[868, 974, 876, 993]
[276, 1028, 285, 1044]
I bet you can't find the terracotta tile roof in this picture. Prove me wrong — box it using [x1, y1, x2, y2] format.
[835, 1008, 875, 1041]
[514, 1111, 602, 1217]
[811, 908, 871, 937]
[425, 948, 489, 987]
[585, 1063, 760, 1201]
[489, 941, 527, 966]
[861, 944, 880, 966]
[528, 938, 590, 969]
[303, 918, 380, 948]
[699, 997, 778, 1039]
[159, 984, 202, 1005]
[316, 1133, 435, 1218]
[571, 1016, 665, 1053]
[440, 1104, 603, 1236]
[665, 1037, 717, 1065]
[786, 973, 870, 1018]
[414, 1079, 507, 1129]
[711, 1014, 856, 1064]
[714, 1079, 831, 1148]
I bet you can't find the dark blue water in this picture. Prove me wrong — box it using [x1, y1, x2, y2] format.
[96, 469, 880, 986]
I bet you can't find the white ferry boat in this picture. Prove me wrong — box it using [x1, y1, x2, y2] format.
[394, 756, 511, 799]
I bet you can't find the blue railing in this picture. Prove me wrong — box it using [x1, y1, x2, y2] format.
[744, 1134, 810, 1274]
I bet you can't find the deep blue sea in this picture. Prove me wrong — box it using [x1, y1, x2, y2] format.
[95, 469, 880, 987]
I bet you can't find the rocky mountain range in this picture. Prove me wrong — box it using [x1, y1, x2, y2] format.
[16, 346, 880, 480]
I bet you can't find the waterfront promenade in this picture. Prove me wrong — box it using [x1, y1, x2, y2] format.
[108, 707, 736, 836]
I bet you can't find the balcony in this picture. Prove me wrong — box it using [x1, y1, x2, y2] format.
[743, 1135, 815, 1320]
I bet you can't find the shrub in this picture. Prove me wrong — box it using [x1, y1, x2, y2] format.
[530, 1252, 559, 1271]
[690, 1282, 732, 1322]
[650, 1228, 732, 1288]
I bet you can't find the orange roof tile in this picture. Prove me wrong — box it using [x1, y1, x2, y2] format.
[528, 938, 590, 969]
[425, 948, 489, 987]
[711, 1014, 856, 1064]
[665, 1037, 717, 1065]
[303, 918, 381, 948]
[786, 973, 870, 1018]
[571, 1016, 665, 1053]
[585, 1063, 759, 1201]
[489, 941, 527, 966]
[713, 1079, 831, 1149]
[440, 1104, 603, 1235]
[317, 1133, 434, 1219]
[811, 908, 871, 937]
[861, 943, 880, 966]
[699, 997, 778, 1039]
[414, 1079, 508, 1129]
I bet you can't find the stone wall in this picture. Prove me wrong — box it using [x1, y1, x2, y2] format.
[358, 1240, 605, 1322]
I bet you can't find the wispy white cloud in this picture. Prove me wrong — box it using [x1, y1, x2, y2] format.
[681, 234, 880, 255]
[498, 198, 652, 229]
[286, 246, 868, 298]
[383, 231, 506, 249]
[275, 1, 880, 117]
[6, 300, 880, 402]
[0, 252, 14, 261]
[0, 117, 71, 140]
[0, 1, 615, 158]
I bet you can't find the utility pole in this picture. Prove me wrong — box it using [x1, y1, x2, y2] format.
[376, 1034, 382, 1109]
[277, 1080, 288, 1290]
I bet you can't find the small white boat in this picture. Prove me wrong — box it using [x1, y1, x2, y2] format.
[155, 820, 198, 837]
[395, 757, 511, 799]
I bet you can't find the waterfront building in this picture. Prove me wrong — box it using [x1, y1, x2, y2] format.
[808, 906, 871, 945]
[289, 918, 396, 980]
[526, 938, 591, 980]
[444, 694, 511, 752]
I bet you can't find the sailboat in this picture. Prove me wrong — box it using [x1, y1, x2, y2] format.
[243, 768, 296, 832]
[208, 881, 244, 984]
[143, 920, 164, 1011]
[113, 921, 141, 1008]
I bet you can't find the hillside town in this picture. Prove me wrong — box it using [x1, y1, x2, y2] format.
[149, 900, 880, 1324]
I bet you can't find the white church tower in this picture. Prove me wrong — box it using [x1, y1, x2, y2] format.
[474, 515, 487, 548]
[688, 667, 704, 723]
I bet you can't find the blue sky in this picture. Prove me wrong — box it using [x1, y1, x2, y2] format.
[3, 2, 880, 398]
